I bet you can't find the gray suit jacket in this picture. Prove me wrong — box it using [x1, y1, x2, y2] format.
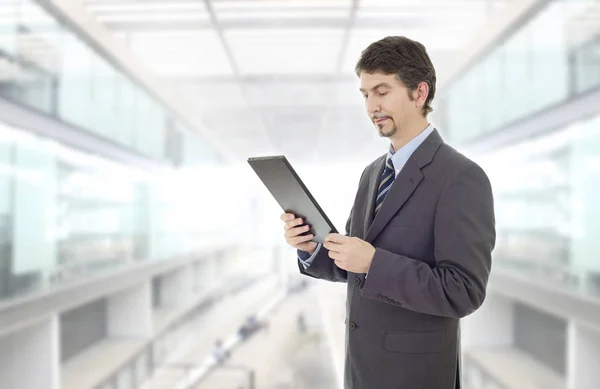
[298, 129, 495, 389]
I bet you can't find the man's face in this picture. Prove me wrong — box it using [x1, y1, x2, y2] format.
[359, 72, 417, 138]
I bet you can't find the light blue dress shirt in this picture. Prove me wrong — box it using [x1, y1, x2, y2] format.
[298, 123, 435, 270]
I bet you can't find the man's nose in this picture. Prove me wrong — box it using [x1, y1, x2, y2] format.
[367, 99, 381, 116]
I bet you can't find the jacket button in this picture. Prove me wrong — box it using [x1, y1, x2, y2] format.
[355, 277, 361, 285]
[349, 322, 357, 330]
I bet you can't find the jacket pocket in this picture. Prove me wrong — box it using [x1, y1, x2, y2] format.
[383, 328, 450, 354]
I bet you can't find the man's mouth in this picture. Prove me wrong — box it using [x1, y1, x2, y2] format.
[375, 117, 390, 124]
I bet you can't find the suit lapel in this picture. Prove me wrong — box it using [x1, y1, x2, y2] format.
[364, 129, 444, 243]
[363, 155, 386, 235]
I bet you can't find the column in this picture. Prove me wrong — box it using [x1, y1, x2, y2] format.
[0, 316, 60, 389]
[107, 281, 153, 338]
[160, 265, 193, 308]
[567, 321, 600, 389]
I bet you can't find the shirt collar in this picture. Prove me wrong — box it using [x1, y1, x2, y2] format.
[387, 123, 434, 170]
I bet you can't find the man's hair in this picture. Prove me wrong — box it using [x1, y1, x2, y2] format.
[355, 36, 436, 116]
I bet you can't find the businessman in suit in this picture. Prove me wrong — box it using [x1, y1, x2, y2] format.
[281, 36, 495, 389]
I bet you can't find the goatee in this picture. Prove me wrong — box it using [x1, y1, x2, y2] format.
[378, 124, 397, 138]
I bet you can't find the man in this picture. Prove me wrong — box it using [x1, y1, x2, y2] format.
[281, 36, 495, 389]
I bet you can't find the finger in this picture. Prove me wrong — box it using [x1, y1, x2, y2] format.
[284, 217, 305, 231]
[283, 218, 306, 231]
[285, 224, 311, 239]
[281, 213, 295, 222]
[323, 241, 342, 252]
[290, 234, 314, 246]
[325, 233, 349, 244]
[328, 250, 341, 261]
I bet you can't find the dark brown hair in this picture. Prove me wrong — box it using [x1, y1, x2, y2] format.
[355, 36, 436, 116]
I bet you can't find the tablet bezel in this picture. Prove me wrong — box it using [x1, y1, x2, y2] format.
[247, 155, 338, 243]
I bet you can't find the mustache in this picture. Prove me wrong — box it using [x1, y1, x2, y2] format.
[371, 113, 391, 120]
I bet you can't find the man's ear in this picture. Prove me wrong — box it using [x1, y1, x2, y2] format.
[415, 81, 429, 107]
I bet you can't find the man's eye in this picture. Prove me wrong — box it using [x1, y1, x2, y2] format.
[377, 92, 388, 97]
[362, 94, 368, 99]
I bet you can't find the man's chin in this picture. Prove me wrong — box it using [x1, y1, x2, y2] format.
[378, 125, 396, 138]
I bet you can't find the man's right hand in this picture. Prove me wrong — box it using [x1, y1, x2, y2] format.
[281, 213, 318, 254]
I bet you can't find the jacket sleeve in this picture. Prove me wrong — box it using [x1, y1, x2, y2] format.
[360, 162, 496, 318]
[297, 213, 350, 283]
[297, 165, 371, 283]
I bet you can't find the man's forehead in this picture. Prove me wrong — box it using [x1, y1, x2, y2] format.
[359, 72, 402, 90]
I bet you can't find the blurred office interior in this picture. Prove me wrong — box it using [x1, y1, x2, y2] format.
[0, 0, 600, 388]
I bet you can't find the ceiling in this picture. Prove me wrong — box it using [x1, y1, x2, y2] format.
[79, 0, 513, 164]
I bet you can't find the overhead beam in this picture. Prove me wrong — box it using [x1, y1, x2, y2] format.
[336, 0, 360, 73]
[103, 17, 424, 31]
[87, 4, 348, 14]
[202, 0, 274, 152]
[202, 0, 239, 75]
[165, 74, 358, 85]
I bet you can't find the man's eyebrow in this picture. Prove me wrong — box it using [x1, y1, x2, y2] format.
[359, 82, 392, 93]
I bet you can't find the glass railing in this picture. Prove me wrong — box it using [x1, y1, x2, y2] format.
[434, 0, 600, 145]
[0, 119, 228, 303]
[0, 0, 214, 165]
[493, 258, 600, 300]
[475, 111, 600, 302]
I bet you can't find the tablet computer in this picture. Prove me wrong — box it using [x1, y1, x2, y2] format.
[247, 155, 338, 243]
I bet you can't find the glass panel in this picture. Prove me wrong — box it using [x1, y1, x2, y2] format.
[0, 1, 18, 101]
[13, 0, 60, 113]
[11, 129, 56, 292]
[569, 113, 600, 275]
[90, 56, 117, 138]
[56, 151, 146, 279]
[439, 0, 598, 144]
[135, 92, 154, 156]
[0, 123, 14, 300]
[58, 33, 92, 129]
[530, 0, 570, 110]
[0, 1, 18, 56]
[572, 33, 600, 94]
[117, 78, 138, 148]
[480, 49, 503, 133]
[477, 111, 600, 299]
[446, 79, 465, 143]
[502, 23, 531, 124]
[461, 63, 482, 142]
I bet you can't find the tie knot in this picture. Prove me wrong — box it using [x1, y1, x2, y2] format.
[386, 158, 394, 172]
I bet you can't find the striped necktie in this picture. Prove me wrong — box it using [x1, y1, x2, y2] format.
[374, 157, 395, 215]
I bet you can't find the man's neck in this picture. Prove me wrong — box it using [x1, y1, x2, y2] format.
[390, 119, 430, 152]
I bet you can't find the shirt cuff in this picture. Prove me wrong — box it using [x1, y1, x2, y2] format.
[298, 243, 322, 269]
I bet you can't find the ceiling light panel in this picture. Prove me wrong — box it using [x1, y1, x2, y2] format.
[129, 30, 234, 76]
[213, 0, 352, 12]
[226, 29, 345, 75]
[86, 1, 206, 13]
[214, 0, 351, 25]
[96, 12, 209, 23]
[85, 0, 209, 23]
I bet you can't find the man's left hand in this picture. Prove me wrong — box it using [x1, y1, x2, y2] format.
[323, 233, 376, 274]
